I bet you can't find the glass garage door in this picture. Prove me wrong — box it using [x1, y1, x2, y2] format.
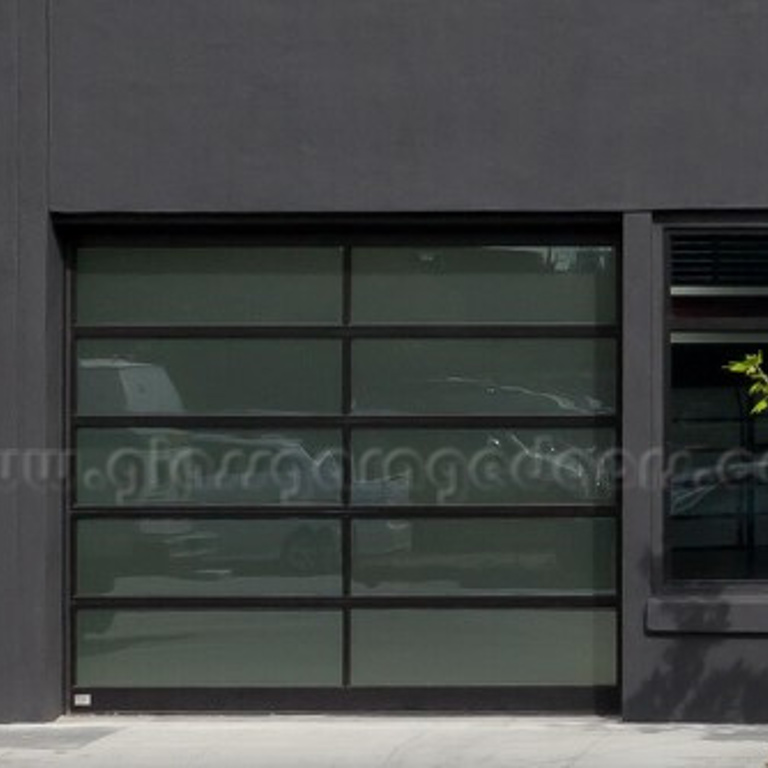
[69, 235, 619, 712]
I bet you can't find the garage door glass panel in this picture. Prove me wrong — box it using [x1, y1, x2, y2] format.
[352, 339, 615, 415]
[76, 429, 342, 506]
[77, 519, 342, 596]
[351, 518, 616, 596]
[78, 339, 342, 415]
[76, 610, 342, 687]
[352, 247, 615, 324]
[71, 233, 618, 709]
[77, 247, 343, 326]
[351, 609, 616, 686]
[351, 429, 615, 506]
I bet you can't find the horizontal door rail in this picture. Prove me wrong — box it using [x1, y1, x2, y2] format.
[74, 414, 616, 429]
[70, 504, 618, 518]
[72, 595, 617, 610]
[74, 324, 618, 339]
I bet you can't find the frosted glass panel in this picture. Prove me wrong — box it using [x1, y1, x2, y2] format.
[77, 247, 342, 325]
[351, 609, 616, 686]
[352, 518, 616, 596]
[77, 610, 342, 687]
[352, 246, 615, 324]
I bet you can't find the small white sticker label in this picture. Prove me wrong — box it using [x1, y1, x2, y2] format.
[73, 693, 92, 708]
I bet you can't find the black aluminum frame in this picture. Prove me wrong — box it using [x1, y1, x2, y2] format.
[71, 686, 618, 714]
[65, 218, 622, 713]
[664, 225, 768, 585]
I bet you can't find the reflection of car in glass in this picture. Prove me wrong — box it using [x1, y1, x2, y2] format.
[134, 518, 413, 577]
[83, 518, 412, 597]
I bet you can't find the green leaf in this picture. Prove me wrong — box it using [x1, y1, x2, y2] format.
[724, 350, 768, 417]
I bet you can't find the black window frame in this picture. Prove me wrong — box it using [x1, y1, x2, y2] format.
[664, 226, 768, 586]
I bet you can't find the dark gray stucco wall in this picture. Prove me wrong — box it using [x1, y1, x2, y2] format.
[623, 213, 768, 723]
[4, 0, 768, 723]
[50, 0, 768, 213]
[0, 0, 63, 724]
[0, 0, 21, 722]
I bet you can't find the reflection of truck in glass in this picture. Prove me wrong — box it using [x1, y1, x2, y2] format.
[140, 518, 412, 575]
[79, 359, 185, 415]
[78, 358, 410, 506]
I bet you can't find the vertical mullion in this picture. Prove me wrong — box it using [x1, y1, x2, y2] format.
[612, 237, 623, 698]
[341, 245, 353, 686]
[66, 245, 79, 706]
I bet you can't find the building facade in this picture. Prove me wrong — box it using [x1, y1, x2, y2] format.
[3, 0, 768, 723]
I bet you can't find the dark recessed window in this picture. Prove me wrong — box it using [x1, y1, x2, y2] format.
[667, 231, 768, 580]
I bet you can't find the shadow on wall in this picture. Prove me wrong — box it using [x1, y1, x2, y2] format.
[625, 554, 768, 724]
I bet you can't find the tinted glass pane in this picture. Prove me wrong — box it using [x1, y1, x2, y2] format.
[352, 340, 615, 415]
[352, 518, 615, 596]
[351, 609, 616, 686]
[666, 515, 768, 580]
[77, 429, 341, 506]
[352, 246, 615, 324]
[352, 429, 615, 506]
[76, 610, 342, 687]
[77, 247, 342, 325]
[673, 294, 768, 320]
[669, 335, 768, 579]
[77, 519, 342, 596]
[78, 340, 341, 415]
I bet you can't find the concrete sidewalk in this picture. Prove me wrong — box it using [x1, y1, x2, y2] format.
[0, 716, 767, 767]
